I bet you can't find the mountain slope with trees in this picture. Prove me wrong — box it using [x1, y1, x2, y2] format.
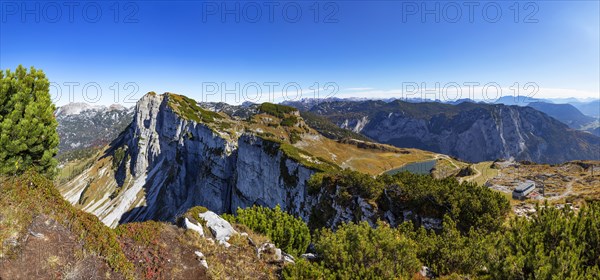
[287, 99, 600, 163]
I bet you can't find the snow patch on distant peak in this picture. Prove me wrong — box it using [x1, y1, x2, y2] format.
[108, 104, 127, 111]
[56, 102, 129, 117]
[56, 102, 104, 116]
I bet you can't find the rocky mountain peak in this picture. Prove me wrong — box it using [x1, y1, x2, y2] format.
[56, 102, 131, 117]
[59, 92, 444, 230]
[60, 92, 318, 227]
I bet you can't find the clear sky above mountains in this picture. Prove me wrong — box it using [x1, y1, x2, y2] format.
[1, 1, 598, 105]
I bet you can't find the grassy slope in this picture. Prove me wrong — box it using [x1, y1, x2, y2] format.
[243, 101, 443, 175]
[1, 173, 281, 280]
[0, 172, 134, 277]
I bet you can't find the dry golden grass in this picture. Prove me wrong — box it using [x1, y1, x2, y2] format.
[241, 110, 442, 175]
[459, 161, 499, 186]
[432, 156, 467, 178]
[57, 152, 139, 213]
[56, 149, 102, 184]
[295, 134, 438, 175]
[0, 173, 136, 277]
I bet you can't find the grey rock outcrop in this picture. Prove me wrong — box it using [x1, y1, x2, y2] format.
[61, 93, 320, 227]
[232, 135, 317, 221]
[257, 243, 282, 261]
[198, 211, 236, 244]
[194, 251, 208, 269]
[300, 253, 317, 261]
[59, 93, 466, 231]
[282, 252, 295, 264]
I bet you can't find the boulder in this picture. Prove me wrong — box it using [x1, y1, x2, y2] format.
[198, 211, 237, 243]
[421, 217, 442, 230]
[282, 252, 295, 264]
[420, 266, 433, 278]
[241, 232, 256, 247]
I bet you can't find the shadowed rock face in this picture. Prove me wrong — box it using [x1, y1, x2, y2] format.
[293, 100, 600, 164]
[61, 93, 319, 227]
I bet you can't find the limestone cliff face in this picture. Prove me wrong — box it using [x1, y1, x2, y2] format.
[116, 93, 238, 224]
[60, 93, 321, 227]
[232, 135, 317, 221]
[61, 93, 454, 230]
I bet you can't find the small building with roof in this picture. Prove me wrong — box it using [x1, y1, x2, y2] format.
[512, 181, 535, 200]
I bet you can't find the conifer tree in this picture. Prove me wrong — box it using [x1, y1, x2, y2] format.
[0, 65, 58, 178]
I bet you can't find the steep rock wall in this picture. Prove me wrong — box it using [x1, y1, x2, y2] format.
[60, 93, 322, 227]
[233, 135, 317, 221]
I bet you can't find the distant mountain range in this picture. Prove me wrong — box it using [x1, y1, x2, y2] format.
[493, 95, 545, 106]
[526, 102, 596, 129]
[287, 96, 600, 136]
[492, 96, 599, 118]
[55, 96, 600, 164]
[570, 100, 600, 118]
[287, 96, 600, 116]
[490, 96, 599, 135]
[286, 99, 600, 163]
[55, 103, 133, 156]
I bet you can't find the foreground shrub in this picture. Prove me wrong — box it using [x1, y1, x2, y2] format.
[486, 202, 600, 279]
[308, 170, 510, 232]
[0, 66, 59, 178]
[0, 172, 134, 277]
[283, 221, 421, 279]
[224, 205, 310, 256]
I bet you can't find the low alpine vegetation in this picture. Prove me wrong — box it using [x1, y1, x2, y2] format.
[224, 205, 311, 256]
[284, 221, 421, 279]
[308, 170, 511, 232]
[283, 201, 600, 279]
[258, 102, 297, 118]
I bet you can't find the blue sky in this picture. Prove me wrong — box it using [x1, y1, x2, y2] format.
[1, 1, 599, 105]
